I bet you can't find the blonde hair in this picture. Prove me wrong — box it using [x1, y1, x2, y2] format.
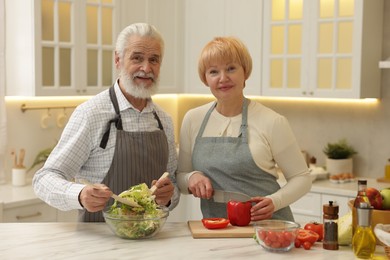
[198, 37, 252, 85]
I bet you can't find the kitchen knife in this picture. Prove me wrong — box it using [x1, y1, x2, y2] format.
[213, 189, 251, 203]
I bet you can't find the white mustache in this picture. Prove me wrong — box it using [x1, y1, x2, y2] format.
[132, 71, 155, 80]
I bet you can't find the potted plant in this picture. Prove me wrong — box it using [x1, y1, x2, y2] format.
[323, 139, 357, 175]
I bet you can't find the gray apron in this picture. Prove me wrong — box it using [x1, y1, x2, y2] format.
[192, 98, 294, 221]
[82, 86, 169, 222]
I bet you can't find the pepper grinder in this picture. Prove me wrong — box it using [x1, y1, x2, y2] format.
[323, 201, 339, 250]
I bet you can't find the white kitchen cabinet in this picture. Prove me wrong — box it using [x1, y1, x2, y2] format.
[3, 201, 57, 222]
[291, 191, 354, 223]
[261, 0, 384, 99]
[5, 0, 121, 96]
[183, 0, 262, 95]
[290, 192, 322, 223]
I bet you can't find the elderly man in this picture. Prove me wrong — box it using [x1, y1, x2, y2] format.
[33, 23, 179, 222]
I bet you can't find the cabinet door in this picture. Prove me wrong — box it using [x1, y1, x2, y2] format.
[184, 0, 262, 94]
[38, 0, 117, 96]
[3, 202, 57, 222]
[262, 0, 383, 99]
[290, 192, 322, 223]
[184, 0, 225, 94]
[6, 0, 119, 96]
[262, 0, 310, 97]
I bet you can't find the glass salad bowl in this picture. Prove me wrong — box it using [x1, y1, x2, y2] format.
[254, 220, 300, 252]
[103, 206, 169, 239]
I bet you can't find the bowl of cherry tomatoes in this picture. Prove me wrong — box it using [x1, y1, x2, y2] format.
[254, 220, 300, 252]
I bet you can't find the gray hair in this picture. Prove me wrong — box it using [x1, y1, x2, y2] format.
[115, 23, 164, 59]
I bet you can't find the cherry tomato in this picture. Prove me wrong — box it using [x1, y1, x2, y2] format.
[294, 240, 302, 248]
[303, 241, 312, 250]
[201, 218, 230, 229]
[304, 222, 324, 241]
[257, 230, 295, 249]
[295, 229, 319, 245]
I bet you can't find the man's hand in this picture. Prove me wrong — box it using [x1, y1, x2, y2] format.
[79, 184, 112, 212]
[151, 176, 174, 207]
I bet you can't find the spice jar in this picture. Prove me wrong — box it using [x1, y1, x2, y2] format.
[323, 201, 339, 250]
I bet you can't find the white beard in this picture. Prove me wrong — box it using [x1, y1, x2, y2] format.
[120, 71, 159, 99]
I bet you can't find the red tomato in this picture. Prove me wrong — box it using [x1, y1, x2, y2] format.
[227, 200, 252, 226]
[294, 240, 302, 248]
[201, 218, 230, 229]
[302, 241, 312, 250]
[257, 230, 295, 249]
[295, 229, 319, 245]
[304, 222, 324, 241]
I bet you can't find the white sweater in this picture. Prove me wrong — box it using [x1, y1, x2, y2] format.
[177, 100, 311, 212]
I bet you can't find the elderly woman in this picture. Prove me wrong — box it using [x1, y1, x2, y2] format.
[176, 36, 311, 221]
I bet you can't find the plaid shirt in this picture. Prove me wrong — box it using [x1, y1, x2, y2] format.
[33, 82, 178, 211]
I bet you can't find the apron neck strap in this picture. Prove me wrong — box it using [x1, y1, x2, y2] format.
[100, 86, 122, 149]
[196, 98, 249, 140]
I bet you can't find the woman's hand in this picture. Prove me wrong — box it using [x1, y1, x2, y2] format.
[188, 172, 213, 199]
[250, 197, 275, 221]
[79, 184, 112, 212]
[151, 177, 174, 207]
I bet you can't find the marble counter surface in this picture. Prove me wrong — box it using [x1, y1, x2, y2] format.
[0, 222, 386, 259]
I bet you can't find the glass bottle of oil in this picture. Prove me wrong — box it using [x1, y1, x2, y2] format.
[353, 180, 370, 208]
[352, 202, 376, 259]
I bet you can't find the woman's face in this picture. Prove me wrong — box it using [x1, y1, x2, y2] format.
[204, 61, 245, 101]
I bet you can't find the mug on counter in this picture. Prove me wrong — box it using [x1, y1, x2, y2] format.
[12, 168, 27, 186]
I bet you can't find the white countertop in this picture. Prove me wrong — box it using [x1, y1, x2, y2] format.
[0, 180, 40, 209]
[0, 222, 386, 259]
[276, 173, 390, 197]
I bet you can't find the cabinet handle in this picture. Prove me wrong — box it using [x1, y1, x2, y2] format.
[16, 212, 42, 220]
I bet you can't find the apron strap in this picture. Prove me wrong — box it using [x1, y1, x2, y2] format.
[153, 111, 164, 130]
[196, 98, 249, 142]
[100, 86, 122, 149]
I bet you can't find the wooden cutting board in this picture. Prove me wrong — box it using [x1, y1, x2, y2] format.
[187, 221, 255, 239]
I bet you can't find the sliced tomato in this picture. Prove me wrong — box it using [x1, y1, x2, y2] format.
[304, 222, 324, 241]
[201, 218, 230, 229]
[295, 229, 319, 245]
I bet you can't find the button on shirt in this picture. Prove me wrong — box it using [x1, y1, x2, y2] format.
[33, 82, 178, 211]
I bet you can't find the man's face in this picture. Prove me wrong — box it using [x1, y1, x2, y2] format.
[117, 35, 162, 98]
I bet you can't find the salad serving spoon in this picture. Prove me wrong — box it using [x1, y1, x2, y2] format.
[150, 172, 170, 195]
[78, 179, 142, 208]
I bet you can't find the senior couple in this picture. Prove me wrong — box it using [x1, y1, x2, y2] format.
[33, 23, 311, 222]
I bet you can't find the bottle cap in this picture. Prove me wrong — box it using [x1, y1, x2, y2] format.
[358, 179, 367, 185]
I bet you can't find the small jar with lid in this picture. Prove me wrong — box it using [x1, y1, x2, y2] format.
[323, 201, 339, 250]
